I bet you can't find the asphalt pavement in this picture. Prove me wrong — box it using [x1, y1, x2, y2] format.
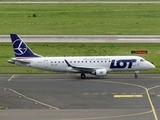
[0, 74, 160, 120]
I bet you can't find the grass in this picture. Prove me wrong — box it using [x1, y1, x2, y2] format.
[0, 43, 159, 74]
[0, 4, 160, 35]
[0, 3, 160, 74]
[1, 0, 160, 1]
[0, 106, 4, 110]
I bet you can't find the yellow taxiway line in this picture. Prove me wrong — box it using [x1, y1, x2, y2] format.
[8, 75, 15, 81]
[7, 88, 60, 110]
[63, 110, 153, 120]
[114, 94, 143, 98]
[87, 80, 158, 120]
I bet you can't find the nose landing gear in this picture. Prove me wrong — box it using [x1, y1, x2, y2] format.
[135, 73, 138, 78]
[134, 71, 139, 78]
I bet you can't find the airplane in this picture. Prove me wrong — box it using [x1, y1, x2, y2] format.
[8, 34, 155, 79]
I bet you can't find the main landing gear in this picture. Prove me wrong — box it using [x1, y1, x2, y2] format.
[134, 71, 139, 78]
[81, 73, 86, 79]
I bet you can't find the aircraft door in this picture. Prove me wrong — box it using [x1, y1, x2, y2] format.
[132, 59, 138, 69]
[137, 59, 140, 66]
[44, 60, 48, 68]
[132, 59, 136, 67]
[107, 58, 111, 68]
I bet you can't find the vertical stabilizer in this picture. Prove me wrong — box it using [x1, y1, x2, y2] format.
[10, 34, 41, 58]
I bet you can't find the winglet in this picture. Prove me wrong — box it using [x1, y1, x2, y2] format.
[64, 59, 72, 67]
[10, 34, 41, 58]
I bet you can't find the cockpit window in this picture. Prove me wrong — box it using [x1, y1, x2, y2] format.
[140, 59, 145, 62]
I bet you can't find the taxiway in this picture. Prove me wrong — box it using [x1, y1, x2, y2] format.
[0, 74, 160, 120]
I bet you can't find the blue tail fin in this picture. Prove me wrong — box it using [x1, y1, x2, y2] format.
[10, 34, 41, 58]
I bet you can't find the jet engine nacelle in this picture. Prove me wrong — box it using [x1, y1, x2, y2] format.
[95, 69, 107, 76]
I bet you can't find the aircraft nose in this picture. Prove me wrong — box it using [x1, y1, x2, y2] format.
[150, 62, 155, 69]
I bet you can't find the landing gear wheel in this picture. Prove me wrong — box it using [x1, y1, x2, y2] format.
[134, 71, 139, 78]
[135, 74, 138, 78]
[81, 73, 86, 79]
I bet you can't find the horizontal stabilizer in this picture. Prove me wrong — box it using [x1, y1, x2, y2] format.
[8, 58, 30, 64]
[8, 59, 15, 64]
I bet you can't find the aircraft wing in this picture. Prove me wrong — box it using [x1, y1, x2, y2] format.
[64, 59, 98, 73]
[8, 58, 30, 64]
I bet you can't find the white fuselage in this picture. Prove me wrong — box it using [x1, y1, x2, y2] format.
[15, 56, 155, 74]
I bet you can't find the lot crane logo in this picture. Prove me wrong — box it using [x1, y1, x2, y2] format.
[13, 39, 27, 55]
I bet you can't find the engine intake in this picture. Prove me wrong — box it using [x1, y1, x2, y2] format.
[94, 69, 107, 76]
